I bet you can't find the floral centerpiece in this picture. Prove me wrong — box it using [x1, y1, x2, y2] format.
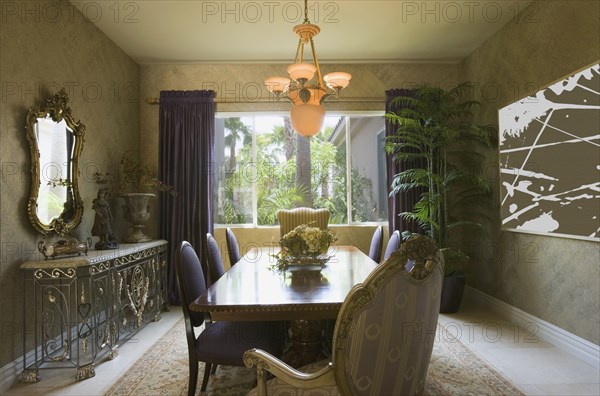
[272, 224, 337, 271]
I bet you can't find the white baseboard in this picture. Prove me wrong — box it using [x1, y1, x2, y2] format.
[465, 286, 600, 369]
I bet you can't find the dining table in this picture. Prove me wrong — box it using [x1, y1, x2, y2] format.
[190, 244, 379, 366]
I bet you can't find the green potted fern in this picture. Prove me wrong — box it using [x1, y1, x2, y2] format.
[385, 83, 497, 313]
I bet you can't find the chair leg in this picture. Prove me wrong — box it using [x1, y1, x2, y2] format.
[211, 364, 217, 374]
[188, 361, 198, 396]
[201, 363, 212, 392]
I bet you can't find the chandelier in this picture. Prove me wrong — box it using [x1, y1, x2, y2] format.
[264, 0, 351, 137]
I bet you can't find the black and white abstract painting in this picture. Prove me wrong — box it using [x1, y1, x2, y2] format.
[499, 63, 600, 241]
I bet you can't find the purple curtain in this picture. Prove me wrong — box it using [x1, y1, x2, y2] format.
[158, 90, 215, 305]
[385, 88, 425, 236]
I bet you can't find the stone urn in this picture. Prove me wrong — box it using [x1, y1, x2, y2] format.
[120, 193, 155, 243]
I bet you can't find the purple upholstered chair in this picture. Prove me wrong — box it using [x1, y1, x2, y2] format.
[368, 225, 384, 262]
[206, 233, 225, 286]
[244, 234, 444, 396]
[176, 241, 285, 395]
[225, 228, 241, 267]
[383, 229, 401, 261]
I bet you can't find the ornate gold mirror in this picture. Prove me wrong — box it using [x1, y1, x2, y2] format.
[26, 88, 85, 237]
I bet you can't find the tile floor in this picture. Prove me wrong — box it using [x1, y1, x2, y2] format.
[437, 302, 600, 395]
[4, 301, 600, 395]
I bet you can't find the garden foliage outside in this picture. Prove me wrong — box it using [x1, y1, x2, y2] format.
[216, 116, 382, 226]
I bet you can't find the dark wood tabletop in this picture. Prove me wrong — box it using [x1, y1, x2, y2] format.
[190, 245, 378, 321]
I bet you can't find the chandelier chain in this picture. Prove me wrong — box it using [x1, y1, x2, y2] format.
[303, 0, 309, 23]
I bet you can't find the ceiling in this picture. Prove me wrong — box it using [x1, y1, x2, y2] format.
[70, 0, 532, 64]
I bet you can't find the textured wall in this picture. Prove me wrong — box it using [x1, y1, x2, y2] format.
[0, 1, 139, 368]
[139, 62, 458, 237]
[458, 0, 600, 344]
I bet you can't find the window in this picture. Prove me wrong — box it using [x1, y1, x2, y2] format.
[214, 113, 387, 226]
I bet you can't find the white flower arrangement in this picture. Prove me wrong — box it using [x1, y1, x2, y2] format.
[272, 224, 337, 271]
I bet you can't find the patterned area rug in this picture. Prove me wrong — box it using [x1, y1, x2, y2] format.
[106, 318, 524, 396]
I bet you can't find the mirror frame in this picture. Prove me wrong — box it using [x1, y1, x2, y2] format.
[25, 88, 86, 236]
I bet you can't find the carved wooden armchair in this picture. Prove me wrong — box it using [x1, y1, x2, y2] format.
[276, 207, 330, 237]
[244, 234, 444, 396]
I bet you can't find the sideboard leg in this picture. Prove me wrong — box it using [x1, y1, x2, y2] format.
[20, 368, 40, 383]
[76, 363, 95, 381]
[109, 348, 119, 360]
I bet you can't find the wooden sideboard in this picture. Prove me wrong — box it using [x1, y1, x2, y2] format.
[20, 240, 168, 382]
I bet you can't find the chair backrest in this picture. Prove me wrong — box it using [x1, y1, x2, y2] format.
[206, 233, 225, 285]
[225, 228, 241, 267]
[332, 235, 444, 396]
[276, 207, 330, 237]
[382, 230, 401, 261]
[176, 241, 209, 328]
[368, 225, 383, 262]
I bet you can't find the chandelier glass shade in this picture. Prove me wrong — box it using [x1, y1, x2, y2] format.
[264, 0, 351, 137]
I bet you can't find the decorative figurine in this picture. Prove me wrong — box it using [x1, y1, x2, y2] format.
[91, 188, 118, 250]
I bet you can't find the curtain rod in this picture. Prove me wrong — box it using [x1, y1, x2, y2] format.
[145, 97, 385, 105]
